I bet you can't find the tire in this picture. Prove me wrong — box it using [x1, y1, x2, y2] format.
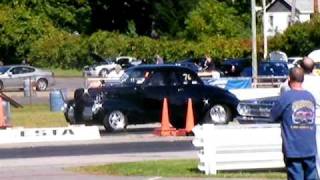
[203, 104, 232, 124]
[103, 110, 127, 132]
[36, 78, 48, 91]
[99, 69, 109, 77]
[0, 80, 3, 91]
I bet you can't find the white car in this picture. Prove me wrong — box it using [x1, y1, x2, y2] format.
[83, 56, 140, 77]
[287, 57, 303, 69]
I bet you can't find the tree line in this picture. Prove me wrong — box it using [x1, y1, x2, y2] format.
[0, 0, 316, 68]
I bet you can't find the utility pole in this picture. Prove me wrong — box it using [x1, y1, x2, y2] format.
[290, 0, 296, 25]
[262, 0, 268, 59]
[314, 0, 319, 14]
[251, 0, 258, 87]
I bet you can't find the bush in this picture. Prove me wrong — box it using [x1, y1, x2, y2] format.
[269, 15, 320, 56]
[29, 30, 89, 69]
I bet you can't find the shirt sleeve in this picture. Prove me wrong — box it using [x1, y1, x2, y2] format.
[271, 96, 285, 122]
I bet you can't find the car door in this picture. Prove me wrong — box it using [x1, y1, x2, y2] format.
[11, 66, 36, 88]
[167, 70, 206, 128]
[140, 70, 170, 123]
[7, 67, 25, 88]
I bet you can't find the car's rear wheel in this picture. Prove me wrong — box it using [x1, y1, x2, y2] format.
[103, 110, 127, 132]
[36, 78, 48, 91]
[99, 69, 109, 77]
[204, 104, 232, 124]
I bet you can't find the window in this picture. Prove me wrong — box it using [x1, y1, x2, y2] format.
[146, 72, 166, 86]
[10, 67, 23, 74]
[269, 15, 274, 27]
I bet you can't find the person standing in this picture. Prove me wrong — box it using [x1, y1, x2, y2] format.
[203, 54, 215, 72]
[280, 57, 320, 177]
[272, 67, 317, 180]
[155, 54, 164, 64]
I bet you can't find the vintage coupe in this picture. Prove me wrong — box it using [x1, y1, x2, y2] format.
[64, 65, 239, 132]
[236, 96, 279, 123]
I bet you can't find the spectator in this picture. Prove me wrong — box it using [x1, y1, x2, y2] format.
[272, 67, 317, 180]
[155, 54, 164, 64]
[203, 55, 215, 72]
[280, 57, 320, 176]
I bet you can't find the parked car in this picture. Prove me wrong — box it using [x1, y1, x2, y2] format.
[241, 60, 289, 77]
[287, 57, 303, 69]
[64, 65, 239, 132]
[219, 58, 251, 77]
[0, 65, 55, 91]
[236, 96, 278, 123]
[83, 54, 140, 77]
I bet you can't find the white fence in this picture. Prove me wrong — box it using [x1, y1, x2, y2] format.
[192, 124, 284, 175]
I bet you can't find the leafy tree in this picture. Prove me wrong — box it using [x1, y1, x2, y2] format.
[269, 15, 320, 56]
[184, 0, 250, 40]
[2, 0, 91, 33]
[0, 5, 57, 64]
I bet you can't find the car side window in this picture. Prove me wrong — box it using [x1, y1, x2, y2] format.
[145, 71, 167, 87]
[10, 67, 23, 75]
[168, 72, 182, 86]
[22, 67, 35, 73]
[117, 58, 129, 66]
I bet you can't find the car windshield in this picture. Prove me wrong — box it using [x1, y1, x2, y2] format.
[0, 67, 10, 74]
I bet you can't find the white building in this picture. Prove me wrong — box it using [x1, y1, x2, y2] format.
[266, 0, 314, 37]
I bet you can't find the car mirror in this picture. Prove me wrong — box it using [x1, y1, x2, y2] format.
[7, 71, 12, 76]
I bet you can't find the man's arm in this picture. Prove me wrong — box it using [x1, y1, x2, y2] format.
[271, 98, 284, 122]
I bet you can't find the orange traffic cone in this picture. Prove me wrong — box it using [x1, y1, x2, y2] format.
[184, 98, 195, 133]
[0, 97, 5, 129]
[153, 97, 176, 136]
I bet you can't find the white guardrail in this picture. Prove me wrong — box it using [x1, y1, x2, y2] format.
[192, 124, 284, 175]
[0, 125, 101, 144]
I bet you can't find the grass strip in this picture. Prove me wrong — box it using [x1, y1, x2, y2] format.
[11, 104, 68, 128]
[71, 159, 286, 179]
[51, 68, 82, 77]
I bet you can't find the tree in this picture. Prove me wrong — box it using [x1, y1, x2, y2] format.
[184, 0, 250, 40]
[0, 5, 58, 64]
[2, 0, 91, 33]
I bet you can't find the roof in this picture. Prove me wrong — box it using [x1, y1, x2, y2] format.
[127, 64, 197, 72]
[267, 0, 313, 13]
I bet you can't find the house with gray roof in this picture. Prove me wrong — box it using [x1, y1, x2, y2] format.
[266, 0, 314, 36]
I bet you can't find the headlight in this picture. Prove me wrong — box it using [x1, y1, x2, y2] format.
[92, 103, 102, 114]
[62, 103, 68, 112]
[237, 104, 250, 116]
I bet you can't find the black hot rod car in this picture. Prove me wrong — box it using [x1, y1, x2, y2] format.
[64, 65, 240, 132]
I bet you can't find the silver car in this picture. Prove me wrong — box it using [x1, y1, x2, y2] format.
[0, 65, 55, 91]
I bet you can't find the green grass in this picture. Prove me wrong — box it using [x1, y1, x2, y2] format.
[71, 159, 286, 179]
[11, 104, 68, 128]
[50, 68, 82, 77]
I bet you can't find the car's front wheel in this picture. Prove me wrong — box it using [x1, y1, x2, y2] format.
[204, 104, 232, 124]
[36, 78, 48, 91]
[103, 110, 127, 132]
[64, 101, 76, 124]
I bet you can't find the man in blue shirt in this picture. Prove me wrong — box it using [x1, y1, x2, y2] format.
[271, 67, 317, 180]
